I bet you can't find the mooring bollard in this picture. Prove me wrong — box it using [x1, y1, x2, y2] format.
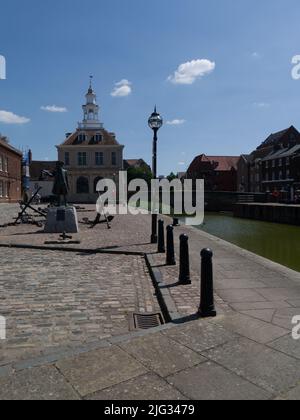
[198, 248, 217, 318]
[158, 220, 165, 253]
[173, 217, 180, 227]
[166, 225, 176, 266]
[179, 234, 191, 285]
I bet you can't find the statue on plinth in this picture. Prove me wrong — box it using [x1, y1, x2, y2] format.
[42, 161, 70, 207]
[42, 162, 79, 234]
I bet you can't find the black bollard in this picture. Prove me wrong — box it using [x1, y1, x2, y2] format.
[158, 220, 165, 253]
[173, 217, 180, 227]
[198, 248, 217, 318]
[179, 234, 191, 285]
[166, 225, 176, 266]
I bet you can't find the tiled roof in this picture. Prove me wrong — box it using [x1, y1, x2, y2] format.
[60, 129, 120, 147]
[258, 126, 300, 149]
[281, 144, 300, 157]
[188, 155, 239, 173]
[0, 136, 23, 156]
[123, 159, 151, 171]
[205, 156, 240, 171]
[262, 144, 300, 160]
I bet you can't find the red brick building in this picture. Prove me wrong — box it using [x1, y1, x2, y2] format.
[0, 136, 22, 203]
[187, 154, 239, 191]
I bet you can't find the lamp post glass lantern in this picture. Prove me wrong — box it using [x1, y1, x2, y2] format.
[148, 107, 163, 244]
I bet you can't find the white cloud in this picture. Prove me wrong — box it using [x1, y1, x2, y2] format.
[111, 79, 132, 97]
[251, 52, 261, 59]
[166, 119, 186, 126]
[253, 102, 270, 108]
[41, 105, 68, 113]
[168, 59, 215, 85]
[0, 110, 30, 124]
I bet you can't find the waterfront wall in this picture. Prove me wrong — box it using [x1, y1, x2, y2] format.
[234, 203, 300, 225]
[204, 192, 266, 212]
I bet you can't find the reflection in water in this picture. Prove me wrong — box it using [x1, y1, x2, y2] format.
[197, 213, 300, 273]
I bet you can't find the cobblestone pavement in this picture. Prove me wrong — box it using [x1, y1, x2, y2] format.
[0, 204, 155, 254]
[1, 204, 300, 399]
[0, 204, 21, 226]
[0, 247, 159, 365]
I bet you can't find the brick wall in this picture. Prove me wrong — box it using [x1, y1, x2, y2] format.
[0, 142, 22, 203]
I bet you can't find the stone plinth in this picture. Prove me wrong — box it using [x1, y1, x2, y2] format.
[44, 206, 79, 234]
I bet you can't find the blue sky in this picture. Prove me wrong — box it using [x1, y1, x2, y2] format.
[1, 0, 300, 175]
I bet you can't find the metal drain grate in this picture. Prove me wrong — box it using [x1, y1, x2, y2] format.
[132, 313, 164, 330]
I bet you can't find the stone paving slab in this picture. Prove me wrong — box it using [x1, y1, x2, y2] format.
[272, 307, 300, 330]
[288, 299, 300, 308]
[257, 288, 300, 302]
[87, 372, 187, 400]
[277, 383, 300, 400]
[211, 313, 289, 344]
[230, 301, 292, 311]
[162, 318, 238, 353]
[56, 346, 147, 397]
[0, 365, 79, 400]
[119, 333, 206, 378]
[268, 334, 300, 360]
[202, 336, 300, 395]
[167, 361, 271, 400]
[0, 316, 299, 400]
[240, 309, 275, 323]
[215, 289, 267, 304]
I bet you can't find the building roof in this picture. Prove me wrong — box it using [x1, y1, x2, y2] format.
[262, 147, 289, 161]
[262, 144, 300, 161]
[0, 136, 23, 156]
[123, 159, 151, 171]
[240, 154, 251, 162]
[59, 129, 120, 147]
[30, 161, 57, 181]
[258, 126, 300, 149]
[205, 155, 239, 171]
[281, 144, 300, 157]
[188, 154, 239, 174]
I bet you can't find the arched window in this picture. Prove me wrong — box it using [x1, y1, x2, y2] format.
[77, 177, 89, 194]
[94, 177, 104, 193]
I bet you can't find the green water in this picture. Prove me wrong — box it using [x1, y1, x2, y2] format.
[197, 213, 300, 273]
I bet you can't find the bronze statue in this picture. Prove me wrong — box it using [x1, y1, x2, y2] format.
[42, 161, 70, 207]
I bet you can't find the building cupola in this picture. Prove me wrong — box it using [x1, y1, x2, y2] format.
[79, 76, 103, 130]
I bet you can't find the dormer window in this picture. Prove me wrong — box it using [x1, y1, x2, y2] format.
[78, 134, 86, 143]
[95, 134, 102, 143]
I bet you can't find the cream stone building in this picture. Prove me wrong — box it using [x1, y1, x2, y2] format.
[57, 81, 124, 203]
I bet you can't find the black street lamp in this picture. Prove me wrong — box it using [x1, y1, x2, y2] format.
[148, 106, 163, 244]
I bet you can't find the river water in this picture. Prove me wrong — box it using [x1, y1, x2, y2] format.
[196, 213, 300, 273]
